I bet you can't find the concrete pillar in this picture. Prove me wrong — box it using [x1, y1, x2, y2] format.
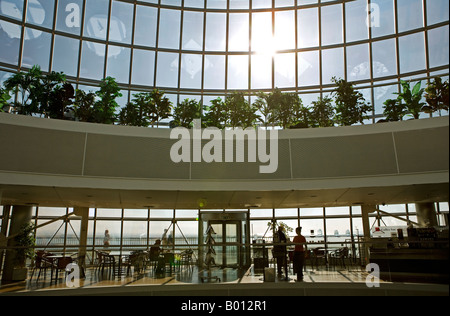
[0, 206, 11, 274]
[1, 205, 33, 282]
[74, 207, 89, 277]
[415, 203, 438, 227]
[361, 205, 377, 266]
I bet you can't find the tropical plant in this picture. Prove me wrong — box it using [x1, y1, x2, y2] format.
[171, 98, 203, 128]
[46, 83, 75, 120]
[13, 223, 36, 268]
[118, 101, 145, 127]
[383, 98, 407, 122]
[424, 77, 449, 116]
[72, 89, 97, 123]
[225, 92, 259, 129]
[148, 89, 172, 127]
[395, 80, 426, 120]
[290, 103, 312, 129]
[331, 77, 372, 126]
[204, 97, 227, 129]
[93, 76, 122, 124]
[4, 65, 43, 115]
[0, 86, 11, 112]
[309, 96, 335, 127]
[253, 91, 278, 129]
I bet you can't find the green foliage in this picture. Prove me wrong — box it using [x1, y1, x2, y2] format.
[93, 77, 122, 124]
[227, 92, 259, 129]
[331, 77, 372, 126]
[13, 223, 36, 268]
[383, 98, 407, 122]
[396, 80, 426, 119]
[0, 86, 11, 112]
[424, 77, 449, 115]
[310, 96, 335, 127]
[72, 89, 96, 123]
[204, 97, 227, 129]
[171, 98, 203, 128]
[148, 89, 173, 127]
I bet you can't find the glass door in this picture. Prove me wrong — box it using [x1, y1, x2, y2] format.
[209, 221, 241, 268]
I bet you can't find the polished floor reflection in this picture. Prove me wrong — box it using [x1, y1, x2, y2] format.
[0, 262, 381, 295]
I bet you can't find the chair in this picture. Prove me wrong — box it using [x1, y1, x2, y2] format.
[30, 251, 53, 281]
[179, 249, 194, 274]
[312, 248, 327, 270]
[332, 247, 350, 269]
[95, 251, 115, 277]
[50, 257, 73, 284]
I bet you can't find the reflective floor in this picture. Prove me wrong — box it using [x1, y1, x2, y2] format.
[0, 262, 382, 295]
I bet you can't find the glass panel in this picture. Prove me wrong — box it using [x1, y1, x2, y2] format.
[156, 52, 179, 88]
[427, 0, 449, 25]
[345, 0, 369, 42]
[134, 5, 158, 47]
[398, 32, 426, 74]
[204, 55, 225, 90]
[52, 35, 80, 77]
[106, 45, 131, 83]
[371, 0, 395, 38]
[22, 28, 51, 71]
[251, 54, 272, 90]
[227, 55, 248, 90]
[397, 0, 423, 32]
[56, 0, 83, 35]
[0, 20, 21, 65]
[275, 53, 296, 88]
[347, 43, 370, 81]
[205, 12, 226, 51]
[131, 49, 155, 86]
[182, 11, 204, 51]
[26, 0, 55, 30]
[180, 53, 203, 89]
[298, 7, 319, 48]
[321, 4, 343, 46]
[229, 13, 249, 52]
[252, 12, 272, 54]
[80, 40, 105, 80]
[83, 0, 110, 41]
[322, 47, 344, 85]
[0, 0, 25, 21]
[298, 50, 319, 87]
[274, 10, 295, 51]
[428, 26, 449, 68]
[158, 8, 181, 49]
[372, 38, 397, 78]
[110, 0, 133, 44]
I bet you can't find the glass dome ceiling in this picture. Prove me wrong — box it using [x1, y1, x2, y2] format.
[0, 0, 449, 120]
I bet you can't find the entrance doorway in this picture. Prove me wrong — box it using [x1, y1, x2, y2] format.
[199, 212, 250, 269]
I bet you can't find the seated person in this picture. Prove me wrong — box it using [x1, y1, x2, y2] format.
[149, 239, 162, 260]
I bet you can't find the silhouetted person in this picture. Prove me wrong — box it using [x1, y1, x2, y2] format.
[273, 225, 288, 280]
[292, 227, 307, 281]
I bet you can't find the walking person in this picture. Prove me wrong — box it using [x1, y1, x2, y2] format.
[292, 227, 307, 282]
[273, 225, 288, 280]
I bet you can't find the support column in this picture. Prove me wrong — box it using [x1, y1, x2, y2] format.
[361, 205, 377, 266]
[415, 203, 438, 227]
[1, 205, 33, 282]
[74, 207, 89, 277]
[0, 206, 11, 274]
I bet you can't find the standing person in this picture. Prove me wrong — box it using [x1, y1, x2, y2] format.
[292, 227, 307, 282]
[273, 225, 288, 280]
[103, 229, 111, 250]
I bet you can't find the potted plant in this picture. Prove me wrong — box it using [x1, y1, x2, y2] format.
[12, 223, 36, 281]
[383, 98, 407, 122]
[424, 77, 449, 116]
[331, 77, 372, 126]
[395, 80, 426, 119]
